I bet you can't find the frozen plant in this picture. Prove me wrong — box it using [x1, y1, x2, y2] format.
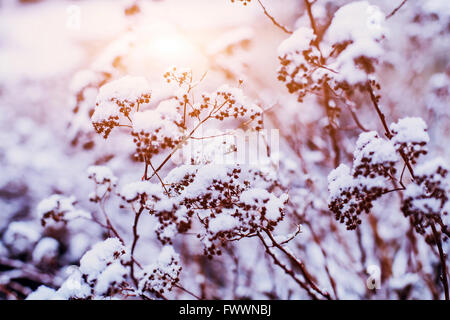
[37, 195, 91, 228]
[2, 0, 448, 301]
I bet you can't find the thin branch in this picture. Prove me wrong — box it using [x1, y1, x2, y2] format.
[348, 109, 369, 132]
[263, 228, 332, 300]
[386, 0, 408, 19]
[130, 205, 145, 286]
[366, 82, 416, 179]
[98, 188, 125, 244]
[431, 223, 449, 300]
[324, 86, 341, 167]
[303, 3, 340, 167]
[0, 257, 61, 287]
[149, 103, 222, 180]
[305, 221, 339, 299]
[303, 0, 324, 58]
[304, 0, 318, 41]
[257, 232, 319, 299]
[148, 158, 170, 196]
[256, 0, 292, 34]
[174, 284, 202, 300]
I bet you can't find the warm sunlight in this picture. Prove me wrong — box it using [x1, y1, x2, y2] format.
[1, 0, 449, 305]
[149, 32, 197, 62]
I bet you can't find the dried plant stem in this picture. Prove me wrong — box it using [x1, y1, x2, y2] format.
[431, 223, 449, 300]
[366, 82, 416, 179]
[130, 205, 145, 286]
[257, 232, 319, 299]
[262, 229, 332, 300]
[256, 0, 292, 34]
[306, 222, 339, 299]
[386, 0, 408, 19]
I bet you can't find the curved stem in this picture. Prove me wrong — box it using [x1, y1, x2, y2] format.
[130, 206, 144, 286]
[263, 228, 332, 300]
[386, 0, 408, 19]
[256, 0, 292, 34]
[431, 223, 449, 300]
[257, 232, 319, 299]
[366, 82, 416, 179]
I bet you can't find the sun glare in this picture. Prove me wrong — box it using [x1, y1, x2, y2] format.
[150, 33, 195, 60]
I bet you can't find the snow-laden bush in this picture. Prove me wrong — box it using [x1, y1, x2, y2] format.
[1, 0, 448, 301]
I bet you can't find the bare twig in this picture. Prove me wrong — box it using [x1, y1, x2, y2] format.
[431, 223, 449, 300]
[305, 221, 339, 299]
[257, 232, 319, 299]
[263, 228, 332, 300]
[174, 284, 202, 300]
[148, 158, 170, 196]
[130, 205, 145, 286]
[348, 109, 369, 132]
[304, 0, 318, 33]
[256, 0, 292, 34]
[386, 0, 408, 19]
[366, 82, 416, 179]
[0, 257, 61, 287]
[98, 188, 125, 244]
[324, 86, 341, 167]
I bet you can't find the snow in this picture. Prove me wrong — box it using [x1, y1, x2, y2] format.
[326, 1, 386, 46]
[67, 233, 92, 262]
[421, 0, 450, 17]
[240, 188, 287, 221]
[266, 193, 289, 221]
[37, 195, 64, 217]
[69, 69, 103, 94]
[330, 40, 383, 84]
[415, 157, 448, 177]
[91, 33, 137, 74]
[326, 1, 387, 84]
[119, 181, 162, 201]
[164, 164, 198, 184]
[390, 117, 429, 145]
[277, 27, 315, 58]
[403, 157, 449, 217]
[426, 73, 449, 116]
[26, 286, 59, 300]
[65, 237, 130, 296]
[157, 245, 179, 266]
[138, 245, 181, 293]
[79, 238, 128, 281]
[354, 131, 398, 165]
[3, 221, 41, 253]
[32, 237, 59, 262]
[56, 269, 91, 299]
[327, 130, 400, 222]
[87, 165, 118, 185]
[92, 75, 152, 123]
[407, 196, 442, 214]
[95, 262, 128, 295]
[1, 0, 448, 301]
[98, 75, 151, 104]
[207, 27, 254, 55]
[190, 165, 230, 197]
[37, 194, 91, 222]
[213, 84, 263, 118]
[91, 99, 120, 123]
[131, 99, 181, 135]
[181, 129, 237, 165]
[328, 164, 353, 200]
[209, 214, 239, 233]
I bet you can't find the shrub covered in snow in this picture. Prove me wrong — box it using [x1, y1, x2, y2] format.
[402, 158, 450, 235]
[1, 0, 449, 301]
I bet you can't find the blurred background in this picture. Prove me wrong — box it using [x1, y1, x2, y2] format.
[0, 0, 448, 299]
